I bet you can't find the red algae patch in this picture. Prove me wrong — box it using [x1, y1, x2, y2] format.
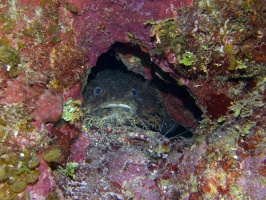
[32, 90, 63, 124]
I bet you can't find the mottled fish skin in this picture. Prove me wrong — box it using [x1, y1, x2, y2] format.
[82, 69, 164, 130]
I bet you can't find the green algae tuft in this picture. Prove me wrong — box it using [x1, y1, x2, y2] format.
[42, 147, 62, 163]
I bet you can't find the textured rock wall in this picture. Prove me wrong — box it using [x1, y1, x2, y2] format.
[0, 0, 265, 199]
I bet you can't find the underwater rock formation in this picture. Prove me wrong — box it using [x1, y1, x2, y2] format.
[0, 0, 265, 199]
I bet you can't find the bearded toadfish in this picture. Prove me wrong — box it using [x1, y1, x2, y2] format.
[82, 69, 166, 131]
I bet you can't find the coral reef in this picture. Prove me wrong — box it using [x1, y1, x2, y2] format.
[0, 0, 265, 199]
[62, 98, 82, 124]
[0, 103, 49, 198]
[56, 126, 190, 199]
[0, 0, 87, 198]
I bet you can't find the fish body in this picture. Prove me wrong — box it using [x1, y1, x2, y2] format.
[82, 69, 164, 130]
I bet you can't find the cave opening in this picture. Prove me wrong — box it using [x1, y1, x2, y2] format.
[82, 43, 203, 139]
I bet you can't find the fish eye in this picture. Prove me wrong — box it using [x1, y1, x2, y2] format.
[94, 87, 102, 95]
[131, 88, 138, 97]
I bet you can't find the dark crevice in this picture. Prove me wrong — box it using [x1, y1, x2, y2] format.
[153, 79, 203, 121]
[83, 43, 203, 139]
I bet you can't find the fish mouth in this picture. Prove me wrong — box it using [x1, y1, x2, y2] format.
[84, 100, 138, 116]
[82, 101, 139, 129]
[82, 100, 164, 131]
[103, 103, 133, 111]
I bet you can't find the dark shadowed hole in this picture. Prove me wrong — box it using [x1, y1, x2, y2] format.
[83, 43, 203, 139]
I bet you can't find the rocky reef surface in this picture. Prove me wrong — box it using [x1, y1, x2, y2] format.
[0, 0, 265, 199]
